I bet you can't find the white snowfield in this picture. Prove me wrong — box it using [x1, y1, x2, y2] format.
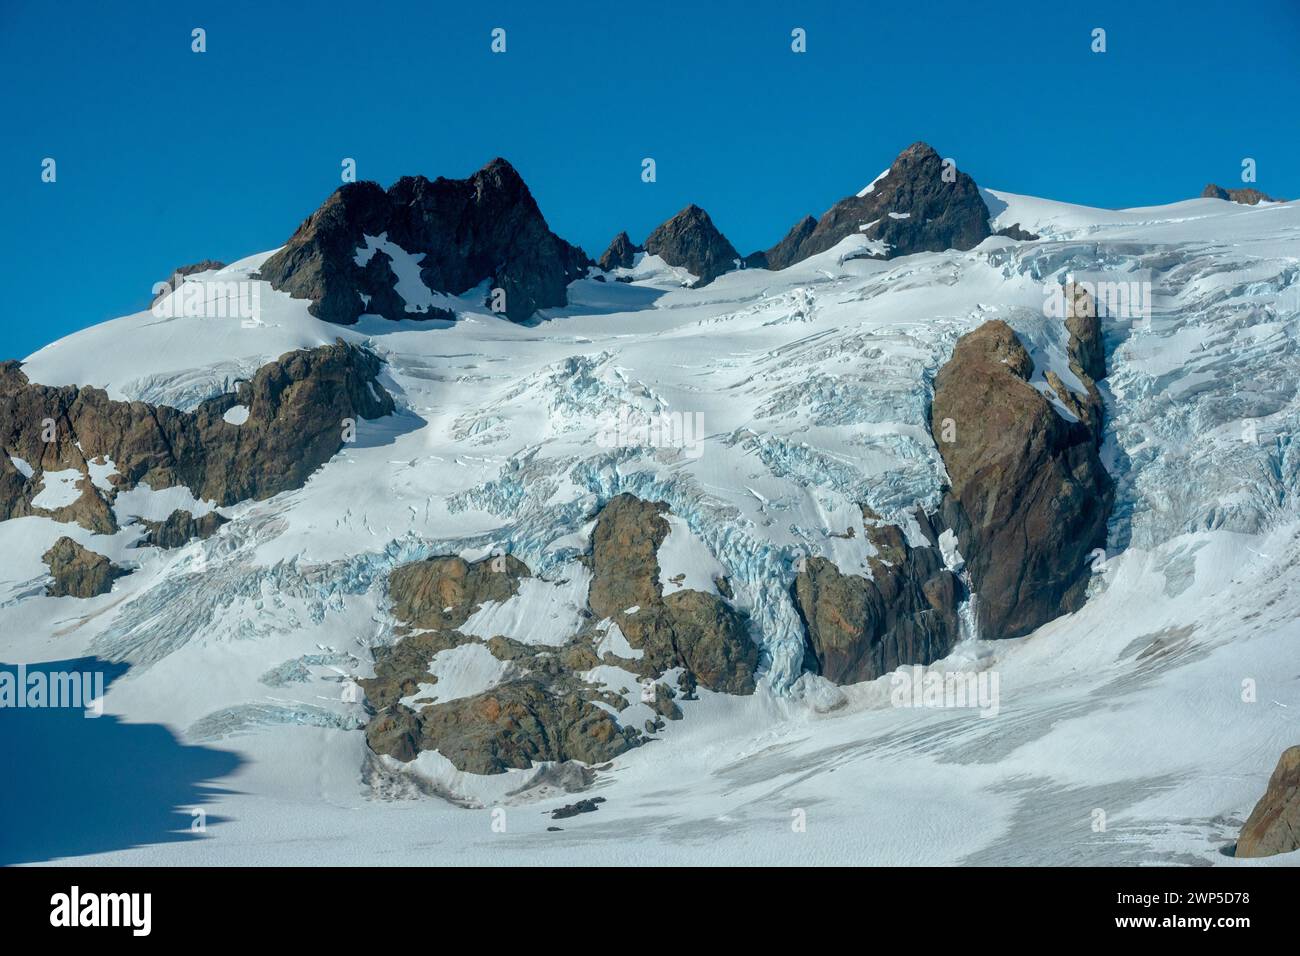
[4, 190, 1300, 866]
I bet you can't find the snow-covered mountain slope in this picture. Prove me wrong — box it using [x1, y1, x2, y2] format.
[3, 191, 1299, 865]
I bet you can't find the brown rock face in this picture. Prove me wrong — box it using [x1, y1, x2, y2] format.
[747, 215, 818, 271]
[931, 320, 1113, 640]
[596, 231, 641, 271]
[387, 553, 530, 632]
[42, 537, 127, 598]
[363, 495, 759, 774]
[0, 342, 395, 536]
[1236, 746, 1300, 858]
[362, 551, 641, 773]
[1202, 183, 1284, 205]
[642, 205, 740, 287]
[792, 513, 962, 684]
[1064, 283, 1107, 383]
[588, 494, 759, 693]
[258, 158, 589, 324]
[406, 681, 639, 775]
[766, 142, 991, 270]
[133, 510, 227, 549]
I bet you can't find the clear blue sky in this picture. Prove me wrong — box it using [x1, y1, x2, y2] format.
[3, 0, 1297, 360]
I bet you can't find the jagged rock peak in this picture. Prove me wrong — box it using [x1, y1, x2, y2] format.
[258, 157, 589, 325]
[642, 204, 740, 287]
[597, 230, 641, 271]
[763, 141, 991, 270]
[1202, 183, 1284, 205]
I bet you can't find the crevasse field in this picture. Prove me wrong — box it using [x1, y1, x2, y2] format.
[4, 187, 1299, 866]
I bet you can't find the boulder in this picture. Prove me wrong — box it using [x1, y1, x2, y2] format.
[42, 536, 127, 598]
[1236, 746, 1300, 858]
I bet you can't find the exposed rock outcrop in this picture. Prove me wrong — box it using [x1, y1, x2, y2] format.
[1202, 183, 1284, 205]
[642, 205, 740, 287]
[596, 231, 641, 271]
[587, 494, 759, 693]
[387, 553, 530, 633]
[362, 551, 642, 772]
[1064, 283, 1107, 383]
[362, 494, 759, 774]
[765, 142, 991, 269]
[258, 158, 589, 324]
[1235, 746, 1300, 858]
[746, 215, 818, 271]
[0, 342, 394, 536]
[42, 536, 127, 598]
[133, 509, 227, 549]
[400, 681, 639, 775]
[792, 509, 962, 684]
[930, 320, 1113, 640]
[993, 223, 1039, 241]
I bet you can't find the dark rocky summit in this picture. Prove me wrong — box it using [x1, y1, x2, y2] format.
[1202, 183, 1284, 205]
[759, 142, 991, 270]
[42, 536, 127, 598]
[596, 231, 641, 271]
[642, 205, 740, 287]
[930, 318, 1113, 640]
[792, 508, 962, 684]
[1235, 746, 1300, 858]
[151, 260, 228, 305]
[0, 342, 394, 540]
[258, 158, 589, 324]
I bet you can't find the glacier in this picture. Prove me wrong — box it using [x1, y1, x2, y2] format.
[2, 191, 1299, 864]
